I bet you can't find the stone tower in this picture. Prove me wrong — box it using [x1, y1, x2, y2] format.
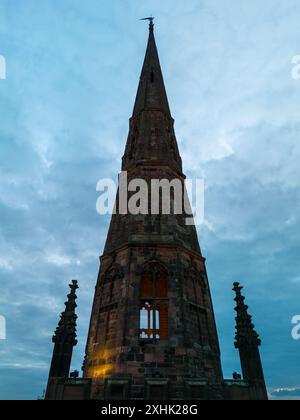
[45, 21, 268, 401]
[82, 20, 224, 400]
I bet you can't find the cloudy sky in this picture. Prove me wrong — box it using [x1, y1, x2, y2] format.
[0, 0, 300, 400]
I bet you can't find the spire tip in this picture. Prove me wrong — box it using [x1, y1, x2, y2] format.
[140, 16, 155, 32]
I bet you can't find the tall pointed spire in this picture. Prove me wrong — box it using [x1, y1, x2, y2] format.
[106, 21, 200, 255]
[122, 21, 182, 174]
[133, 19, 171, 117]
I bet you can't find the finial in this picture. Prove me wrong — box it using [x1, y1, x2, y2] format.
[140, 16, 155, 32]
[70, 279, 78, 293]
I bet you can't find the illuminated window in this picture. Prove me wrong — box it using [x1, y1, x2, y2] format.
[139, 263, 168, 340]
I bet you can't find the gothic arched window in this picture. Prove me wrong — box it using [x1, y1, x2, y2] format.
[139, 262, 168, 340]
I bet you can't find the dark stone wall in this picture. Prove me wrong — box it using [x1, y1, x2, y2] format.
[83, 245, 224, 400]
[104, 167, 201, 255]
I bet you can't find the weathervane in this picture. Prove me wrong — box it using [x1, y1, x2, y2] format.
[140, 16, 155, 31]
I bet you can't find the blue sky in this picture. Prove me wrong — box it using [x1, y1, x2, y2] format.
[0, 0, 300, 400]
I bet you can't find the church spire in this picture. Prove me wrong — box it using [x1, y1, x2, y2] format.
[122, 21, 182, 174]
[132, 18, 171, 117]
[108, 21, 200, 255]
